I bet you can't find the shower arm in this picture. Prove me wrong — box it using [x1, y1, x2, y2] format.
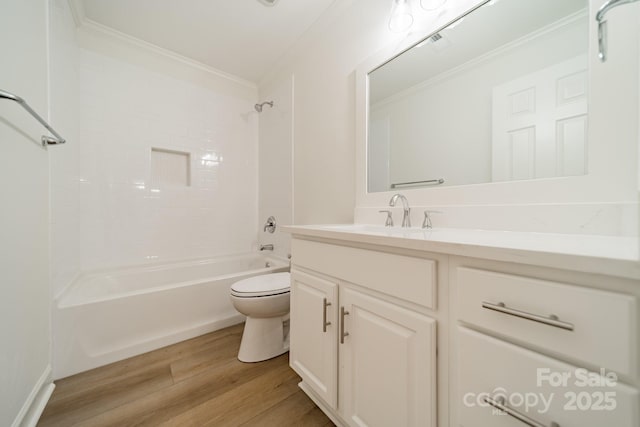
[254, 101, 274, 112]
[596, 0, 640, 62]
[0, 89, 66, 146]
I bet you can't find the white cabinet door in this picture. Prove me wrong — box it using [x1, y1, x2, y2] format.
[290, 269, 339, 408]
[340, 287, 437, 427]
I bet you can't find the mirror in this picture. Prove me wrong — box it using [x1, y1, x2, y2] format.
[367, 0, 589, 192]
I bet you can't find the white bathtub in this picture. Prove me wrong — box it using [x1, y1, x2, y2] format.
[53, 253, 289, 379]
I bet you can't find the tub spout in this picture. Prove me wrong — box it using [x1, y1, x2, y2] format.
[260, 244, 274, 251]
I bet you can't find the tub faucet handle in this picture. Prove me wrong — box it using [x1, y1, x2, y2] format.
[378, 210, 394, 227]
[263, 216, 276, 233]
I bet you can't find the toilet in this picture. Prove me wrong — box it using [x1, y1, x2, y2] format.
[230, 272, 291, 362]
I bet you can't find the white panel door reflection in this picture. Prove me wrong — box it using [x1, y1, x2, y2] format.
[492, 55, 588, 182]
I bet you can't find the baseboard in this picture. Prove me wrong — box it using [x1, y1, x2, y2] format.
[12, 365, 56, 427]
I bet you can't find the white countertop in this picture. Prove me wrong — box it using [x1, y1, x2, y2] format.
[283, 224, 640, 280]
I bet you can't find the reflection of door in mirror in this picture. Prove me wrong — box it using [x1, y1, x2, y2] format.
[492, 55, 587, 182]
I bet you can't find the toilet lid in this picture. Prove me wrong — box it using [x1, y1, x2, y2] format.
[231, 272, 291, 297]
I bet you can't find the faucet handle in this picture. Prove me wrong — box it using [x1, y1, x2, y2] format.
[422, 210, 442, 229]
[378, 210, 394, 227]
[263, 216, 276, 233]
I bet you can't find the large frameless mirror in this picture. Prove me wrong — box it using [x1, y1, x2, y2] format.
[367, 0, 589, 192]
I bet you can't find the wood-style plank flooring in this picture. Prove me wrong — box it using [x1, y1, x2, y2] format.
[38, 323, 333, 427]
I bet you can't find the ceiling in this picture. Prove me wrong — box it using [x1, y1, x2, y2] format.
[81, 0, 337, 83]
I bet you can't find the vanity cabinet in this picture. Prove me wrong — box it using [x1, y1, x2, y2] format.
[286, 226, 640, 427]
[289, 238, 439, 427]
[451, 260, 639, 427]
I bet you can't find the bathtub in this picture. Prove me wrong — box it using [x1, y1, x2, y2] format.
[53, 253, 289, 379]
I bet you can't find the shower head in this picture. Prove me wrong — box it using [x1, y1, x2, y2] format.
[254, 101, 274, 112]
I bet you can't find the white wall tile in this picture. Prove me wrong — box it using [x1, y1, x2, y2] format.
[77, 49, 259, 270]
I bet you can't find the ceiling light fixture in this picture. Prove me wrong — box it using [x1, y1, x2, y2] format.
[257, 0, 279, 6]
[389, 0, 414, 33]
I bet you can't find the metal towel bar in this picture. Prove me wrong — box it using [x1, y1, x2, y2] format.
[390, 178, 444, 189]
[0, 89, 66, 146]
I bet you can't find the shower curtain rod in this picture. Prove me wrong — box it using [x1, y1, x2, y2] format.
[0, 89, 66, 146]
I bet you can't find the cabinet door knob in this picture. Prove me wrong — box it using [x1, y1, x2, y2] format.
[322, 298, 332, 333]
[340, 306, 350, 344]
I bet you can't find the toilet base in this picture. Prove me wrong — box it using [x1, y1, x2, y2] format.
[238, 316, 289, 363]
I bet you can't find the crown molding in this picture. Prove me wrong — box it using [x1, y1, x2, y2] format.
[66, 0, 257, 89]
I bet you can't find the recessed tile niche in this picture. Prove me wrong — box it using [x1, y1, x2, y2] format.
[151, 148, 191, 187]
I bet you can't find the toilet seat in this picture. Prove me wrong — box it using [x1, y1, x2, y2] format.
[230, 272, 290, 298]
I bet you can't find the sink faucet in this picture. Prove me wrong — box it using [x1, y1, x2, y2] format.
[389, 193, 411, 227]
[260, 244, 274, 251]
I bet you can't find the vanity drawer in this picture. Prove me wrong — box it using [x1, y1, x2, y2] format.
[456, 267, 636, 377]
[457, 326, 638, 427]
[292, 238, 436, 309]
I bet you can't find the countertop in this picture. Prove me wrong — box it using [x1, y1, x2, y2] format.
[283, 224, 640, 280]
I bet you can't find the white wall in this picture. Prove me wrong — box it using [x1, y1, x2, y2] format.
[73, 27, 260, 271]
[0, 0, 52, 424]
[260, 0, 485, 224]
[260, 0, 383, 224]
[49, 0, 81, 301]
[258, 76, 294, 257]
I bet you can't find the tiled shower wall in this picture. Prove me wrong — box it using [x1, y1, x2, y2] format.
[77, 49, 259, 270]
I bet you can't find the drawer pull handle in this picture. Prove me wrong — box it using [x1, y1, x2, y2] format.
[322, 298, 332, 332]
[484, 396, 559, 427]
[482, 301, 574, 331]
[340, 306, 350, 344]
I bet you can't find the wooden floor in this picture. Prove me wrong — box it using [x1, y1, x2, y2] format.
[39, 323, 333, 427]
